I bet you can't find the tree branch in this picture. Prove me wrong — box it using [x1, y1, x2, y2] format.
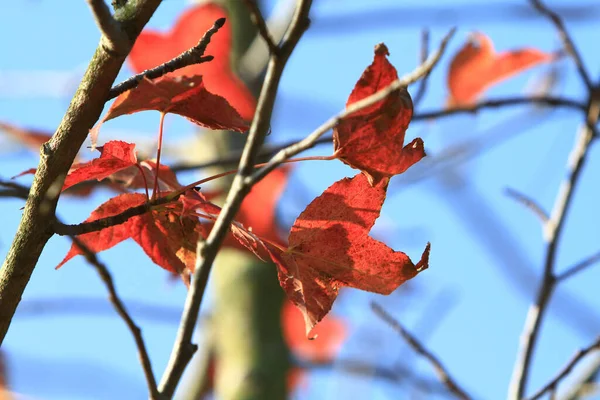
[504, 187, 549, 223]
[372, 302, 472, 400]
[108, 17, 226, 100]
[556, 250, 600, 282]
[508, 91, 600, 399]
[243, 0, 278, 54]
[67, 233, 160, 399]
[530, 0, 593, 90]
[527, 336, 600, 400]
[157, 1, 313, 397]
[0, 0, 162, 345]
[86, 0, 130, 55]
[412, 29, 430, 107]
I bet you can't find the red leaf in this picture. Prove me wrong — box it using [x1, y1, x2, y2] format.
[282, 301, 346, 362]
[92, 76, 248, 146]
[63, 141, 138, 191]
[0, 121, 52, 152]
[57, 193, 200, 277]
[333, 43, 424, 186]
[447, 32, 557, 105]
[269, 173, 430, 336]
[128, 3, 256, 120]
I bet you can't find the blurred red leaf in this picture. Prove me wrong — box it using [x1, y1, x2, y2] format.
[333, 43, 424, 186]
[269, 173, 430, 336]
[282, 301, 346, 362]
[447, 32, 557, 105]
[91, 76, 249, 146]
[128, 3, 256, 120]
[0, 121, 52, 152]
[63, 141, 138, 191]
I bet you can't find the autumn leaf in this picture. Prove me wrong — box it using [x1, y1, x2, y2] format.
[63, 141, 138, 191]
[128, 3, 256, 120]
[56, 193, 201, 278]
[333, 43, 425, 186]
[269, 173, 430, 336]
[447, 32, 557, 105]
[0, 121, 52, 153]
[91, 76, 249, 146]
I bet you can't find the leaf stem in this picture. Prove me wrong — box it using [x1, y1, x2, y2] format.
[153, 112, 167, 200]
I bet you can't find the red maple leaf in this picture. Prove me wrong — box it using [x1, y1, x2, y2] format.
[128, 3, 256, 120]
[268, 173, 430, 336]
[56, 193, 201, 279]
[333, 43, 425, 186]
[447, 32, 558, 106]
[91, 76, 248, 146]
[63, 141, 138, 191]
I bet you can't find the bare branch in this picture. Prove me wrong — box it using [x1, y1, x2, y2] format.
[108, 17, 226, 100]
[243, 0, 279, 54]
[530, 0, 593, 89]
[67, 233, 159, 399]
[371, 302, 472, 400]
[557, 250, 600, 282]
[504, 187, 549, 223]
[86, 0, 130, 55]
[412, 29, 430, 107]
[508, 93, 600, 399]
[527, 336, 600, 400]
[157, 1, 313, 397]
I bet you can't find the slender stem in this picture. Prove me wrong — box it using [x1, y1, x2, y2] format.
[153, 112, 167, 200]
[556, 249, 600, 282]
[135, 163, 150, 200]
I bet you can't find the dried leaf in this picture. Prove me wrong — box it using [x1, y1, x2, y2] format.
[334, 43, 424, 186]
[269, 174, 430, 336]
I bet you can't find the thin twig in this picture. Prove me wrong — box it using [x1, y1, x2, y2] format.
[527, 336, 600, 400]
[67, 233, 160, 399]
[0, 179, 29, 199]
[556, 250, 600, 282]
[508, 92, 600, 399]
[413, 29, 430, 107]
[243, 0, 279, 54]
[303, 358, 452, 396]
[504, 187, 550, 223]
[249, 28, 456, 184]
[86, 0, 130, 55]
[107, 17, 226, 100]
[530, 0, 593, 90]
[415, 96, 586, 121]
[168, 95, 584, 173]
[157, 1, 313, 397]
[371, 302, 472, 400]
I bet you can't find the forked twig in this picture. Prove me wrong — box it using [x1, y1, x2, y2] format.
[108, 17, 226, 100]
[243, 0, 278, 54]
[527, 336, 600, 400]
[86, 0, 130, 54]
[372, 302, 472, 400]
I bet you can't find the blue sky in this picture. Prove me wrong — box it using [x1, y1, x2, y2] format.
[1, 1, 600, 399]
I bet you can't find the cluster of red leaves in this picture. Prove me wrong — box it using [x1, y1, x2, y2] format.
[447, 32, 558, 106]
